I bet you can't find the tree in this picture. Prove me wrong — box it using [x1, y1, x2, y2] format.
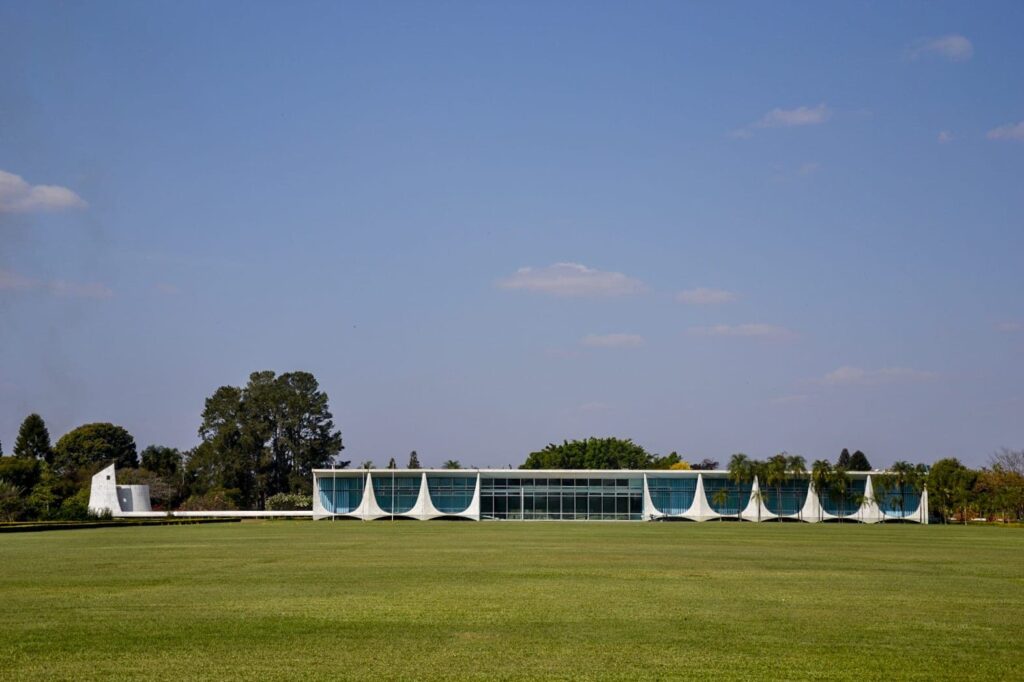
[669, 461, 691, 470]
[810, 460, 833, 522]
[650, 452, 683, 469]
[928, 458, 976, 524]
[847, 450, 871, 471]
[387, 457, 397, 469]
[13, 414, 53, 461]
[837, 448, 851, 469]
[52, 423, 137, 476]
[787, 454, 807, 520]
[727, 454, 753, 520]
[691, 458, 719, 471]
[0, 481, 25, 522]
[522, 438, 652, 469]
[408, 451, 421, 469]
[193, 371, 344, 508]
[141, 445, 182, 477]
[764, 453, 788, 521]
[827, 466, 849, 520]
[0, 457, 42, 491]
[711, 487, 730, 521]
[360, 460, 374, 469]
[443, 460, 462, 469]
[990, 448, 1024, 476]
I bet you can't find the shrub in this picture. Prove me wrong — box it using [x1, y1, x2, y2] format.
[266, 492, 313, 511]
[178, 488, 240, 511]
[0, 480, 26, 522]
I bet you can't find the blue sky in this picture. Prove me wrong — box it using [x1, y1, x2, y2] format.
[1, 2, 1022, 468]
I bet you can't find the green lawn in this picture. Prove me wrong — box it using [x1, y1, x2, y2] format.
[1, 522, 1022, 680]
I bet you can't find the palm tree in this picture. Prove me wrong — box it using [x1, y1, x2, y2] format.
[711, 487, 730, 521]
[728, 453, 752, 521]
[442, 459, 462, 470]
[765, 453, 788, 521]
[810, 460, 833, 522]
[787, 454, 807, 521]
[829, 466, 849, 521]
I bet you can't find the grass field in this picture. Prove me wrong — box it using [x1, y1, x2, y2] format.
[1, 522, 1022, 680]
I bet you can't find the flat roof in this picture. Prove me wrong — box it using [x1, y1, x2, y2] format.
[313, 468, 880, 476]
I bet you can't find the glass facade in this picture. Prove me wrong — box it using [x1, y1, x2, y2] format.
[314, 471, 908, 522]
[647, 477, 697, 515]
[761, 479, 810, 516]
[372, 475, 421, 515]
[318, 475, 364, 513]
[820, 478, 867, 517]
[875, 483, 921, 517]
[480, 477, 643, 520]
[427, 476, 475, 514]
[702, 477, 752, 516]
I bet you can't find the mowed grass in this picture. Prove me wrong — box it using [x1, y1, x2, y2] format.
[1, 522, 1022, 680]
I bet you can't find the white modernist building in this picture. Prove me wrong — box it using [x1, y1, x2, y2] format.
[313, 468, 929, 523]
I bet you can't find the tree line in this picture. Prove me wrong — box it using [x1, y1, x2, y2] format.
[518, 438, 1024, 523]
[2, 394, 1022, 522]
[0, 370, 345, 520]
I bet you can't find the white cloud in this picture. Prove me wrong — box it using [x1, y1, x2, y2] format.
[908, 35, 973, 62]
[733, 104, 831, 138]
[689, 323, 795, 339]
[676, 287, 737, 305]
[0, 268, 111, 299]
[498, 262, 645, 297]
[995, 321, 1023, 333]
[0, 169, 87, 213]
[581, 333, 645, 348]
[937, 130, 954, 143]
[821, 366, 936, 386]
[987, 121, 1024, 142]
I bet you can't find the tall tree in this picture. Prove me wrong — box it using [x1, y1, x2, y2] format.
[52, 423, 137, 475]
[836, 448, 852, 468]
[810, 460, 833, 522]
[193, 371, 344, 508]
[387, 457, 397, 469]
[408, 451, 421, 468]
[13, 414, 53, 461]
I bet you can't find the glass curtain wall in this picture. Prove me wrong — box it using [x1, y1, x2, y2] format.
[875, 483, 921, 518]
[702, 477, 752, 516]
[647, 477, 697, 515]
[480, 477, 643, 520]
[762, 479, 810, 517]
[820, 478, 867, 517]
[372, 475, 420, 515]
[427, 476, 475, 514]
[318, 476, 365, 513]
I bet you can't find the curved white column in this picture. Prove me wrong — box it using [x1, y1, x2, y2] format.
[682, 474, 719, 522]
[641, 473, 663, 520]
[740, 477, 777, 522]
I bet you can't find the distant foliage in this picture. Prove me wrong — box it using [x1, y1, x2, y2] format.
[408, 451, 421, 468]
[179, 489, 240, 511]
[521, 438, 651, 470]
[836, 449, 871, 471]
[265, 492, 313, 511]
[691, 458, 720, 470]
[140, 445, 182, 476]
[0, 481, 25, 522]
[443, 459, 462, 470]
[52, 423, 137, 475]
